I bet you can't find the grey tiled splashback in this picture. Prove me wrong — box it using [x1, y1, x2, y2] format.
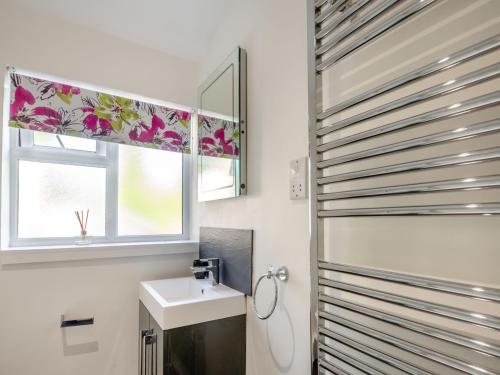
[199, 227, 253, 295]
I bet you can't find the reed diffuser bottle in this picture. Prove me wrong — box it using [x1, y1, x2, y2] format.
[75, 209, 91, 245]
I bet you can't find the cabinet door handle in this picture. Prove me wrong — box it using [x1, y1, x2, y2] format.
[154, 334, 157, 375]
[145, 333, 157, 375]
[151, 334, 157, 375]
[142, 330, 156, 375]
[140, 329, 153, 375]
[139, 332, 143, 375]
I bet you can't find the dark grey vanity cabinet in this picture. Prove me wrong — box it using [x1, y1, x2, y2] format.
[139, 302, 246, 375]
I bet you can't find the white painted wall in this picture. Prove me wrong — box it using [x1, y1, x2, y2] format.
[0, 3, 198, 375]
[196, 1, 311, 374]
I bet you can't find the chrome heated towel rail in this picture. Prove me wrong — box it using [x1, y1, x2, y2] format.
[308, 0, 500, 374]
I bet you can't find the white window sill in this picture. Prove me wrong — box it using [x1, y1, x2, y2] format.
[0, 240, 199, 265]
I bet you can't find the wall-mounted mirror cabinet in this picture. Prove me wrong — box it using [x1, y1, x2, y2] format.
[197, 47, 247, 202]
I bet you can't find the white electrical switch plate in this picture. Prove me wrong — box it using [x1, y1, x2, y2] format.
[290, 157, 308, 200]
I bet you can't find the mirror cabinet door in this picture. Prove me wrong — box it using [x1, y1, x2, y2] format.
[198, 47, 246, 202]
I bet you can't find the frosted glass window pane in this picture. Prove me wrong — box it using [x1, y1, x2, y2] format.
[33, 131, 97, 152]
[18, 161, 106, 238]
[118, 145, 183, 236]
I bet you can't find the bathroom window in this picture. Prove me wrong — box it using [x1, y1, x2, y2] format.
[8, 129, 188, 246]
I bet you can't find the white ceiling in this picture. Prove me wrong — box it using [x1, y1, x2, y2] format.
[9, 0, 236, 61]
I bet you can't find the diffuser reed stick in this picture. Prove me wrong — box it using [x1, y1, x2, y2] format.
[75, 209, 90, 245]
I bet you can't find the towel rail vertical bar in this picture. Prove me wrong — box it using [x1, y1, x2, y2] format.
[308, 0, 320, 372]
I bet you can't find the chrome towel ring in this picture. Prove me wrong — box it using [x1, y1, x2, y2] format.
[252, 265, 289, 320]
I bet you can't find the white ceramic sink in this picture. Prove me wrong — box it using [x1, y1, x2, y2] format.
[139, 277, 246, 330]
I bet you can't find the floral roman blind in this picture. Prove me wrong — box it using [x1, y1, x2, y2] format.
[198, 114, 239, 158]
[8, 71, 192, 153]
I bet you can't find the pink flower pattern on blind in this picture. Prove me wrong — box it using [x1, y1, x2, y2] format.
[9, 72, 191, 153]
[198, 114, 239, 158]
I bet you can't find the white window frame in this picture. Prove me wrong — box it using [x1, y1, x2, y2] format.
[6, 128, 190, 247]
